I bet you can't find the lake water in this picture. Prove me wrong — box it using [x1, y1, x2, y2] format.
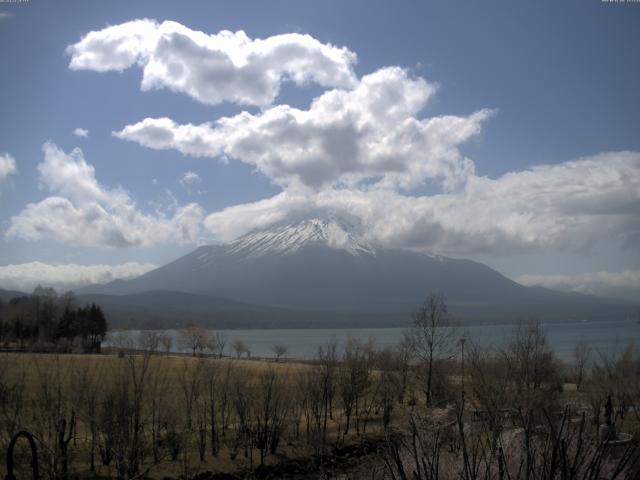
[117, 318, 640, 361]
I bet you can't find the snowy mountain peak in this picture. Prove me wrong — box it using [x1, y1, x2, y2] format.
[225, 218, 376, 257]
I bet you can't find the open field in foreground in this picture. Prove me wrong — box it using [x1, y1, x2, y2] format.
[2, 321, 640, 479]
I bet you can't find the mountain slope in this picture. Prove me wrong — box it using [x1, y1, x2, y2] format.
[76, 290, 406, 329]
[80, 219, 637, 323]
[0, 288, 27, 302]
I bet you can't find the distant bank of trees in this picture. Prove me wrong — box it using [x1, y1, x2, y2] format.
[0, 286, 107, 352]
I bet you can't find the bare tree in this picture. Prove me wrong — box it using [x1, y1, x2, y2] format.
[394, 334, 414, 404]
[137, 331, 161, 354]
[504, 318, 558, 396]
[159, 333, 173, 356]
[31, 355, 76, 480]
[177, 359, 205, 471]
[203, 360, 221, 457]
[255, 368, 289, 464]
[339, 338, 371, 435]
[105, 347, 155, 478]
[0, 354, 26, 446]
[301, 367, 325, 456]
[587, 342, 639, 430]
[229, 374, 255, 465]
[271, 344, 288, 362]
[213, 331, 227, 358]
[573, 338, 592, 392]
[316, 341, 337, 452]
[72, 360, 105, 472]
[202, 331, 226, 358]
[148, 357, 170, 464]
[467, 342, 513, 451]
[408, 293, 457, 406]
[373, 347, 398, 432]
[232, 340, 249, 359]
[218, 362, 235, 440]
[501, 317, 562, 471]
[383, 406, 640, 480]
[178, 324, 209, 357]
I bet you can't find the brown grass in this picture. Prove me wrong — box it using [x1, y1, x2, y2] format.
[0, 352, 391, 479]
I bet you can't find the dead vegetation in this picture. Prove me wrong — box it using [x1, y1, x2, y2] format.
[0, 317, 639, 479]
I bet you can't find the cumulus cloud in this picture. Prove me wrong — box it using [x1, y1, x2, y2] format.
[516, 270, 640, 301]
[65, 21, 640, 261]
[0, 261, 157, 292]
[115, 67, 491, 190]
[180, 170, 201, 185]
[0, 153, 17, 184]
[7, 142, 206, 247]
[67, 20, 357, 107]
[73, 127, 89, 138]
[202, 151, 640, 255]
[113, 61, 639, 255]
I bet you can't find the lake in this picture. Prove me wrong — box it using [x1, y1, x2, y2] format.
[117, 318, 640, 361]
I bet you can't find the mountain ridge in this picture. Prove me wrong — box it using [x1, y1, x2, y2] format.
[78, 218, 638, 325]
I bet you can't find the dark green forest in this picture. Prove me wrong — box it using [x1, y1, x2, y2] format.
[0, 286, 107, 352]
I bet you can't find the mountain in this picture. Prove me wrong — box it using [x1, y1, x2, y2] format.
[0, 288, 27, 302]
[75, 290, 406, 330]
[80, 218, 637, 325]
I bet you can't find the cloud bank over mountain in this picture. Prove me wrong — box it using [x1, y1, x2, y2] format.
[0, 261, 157, 292]
[517, 270, 640, 302]
[201, 150, 640, 254]
[7, 142, 205, 247]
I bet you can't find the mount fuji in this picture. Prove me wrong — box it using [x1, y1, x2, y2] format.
[79, 219, 636, 328]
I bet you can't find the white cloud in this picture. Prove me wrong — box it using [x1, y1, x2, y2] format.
[0, 153, 17, 184]
[112, 59, 640, 256]
[67, 20, 357, 107]
[180, 170, 201, 185]
[0, 261, 157, 293]
[66, 22, 640, 261]
[115, 67, 491, 190]
[73, 127, 89, 138]
[203, 151, 640, 255]
[516, 270, 640, 301]
[7, 142, 206, 247]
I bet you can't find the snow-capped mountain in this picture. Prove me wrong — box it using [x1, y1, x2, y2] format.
[225, 219, 376, 257]
[80, 218, 634, 324]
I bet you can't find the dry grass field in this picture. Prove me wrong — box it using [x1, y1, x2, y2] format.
[0, 349, 407, 479]
[2, 321, 640, 480]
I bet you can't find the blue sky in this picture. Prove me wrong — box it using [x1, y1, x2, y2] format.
[0, 0, 639, 298]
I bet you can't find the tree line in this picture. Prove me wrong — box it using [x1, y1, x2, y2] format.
[0, 286, 107, 353]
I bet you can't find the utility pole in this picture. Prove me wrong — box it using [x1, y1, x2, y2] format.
[460, 337, 466, 404]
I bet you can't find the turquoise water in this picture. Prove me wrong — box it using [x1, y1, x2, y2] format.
[121, 319, 640, 361]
